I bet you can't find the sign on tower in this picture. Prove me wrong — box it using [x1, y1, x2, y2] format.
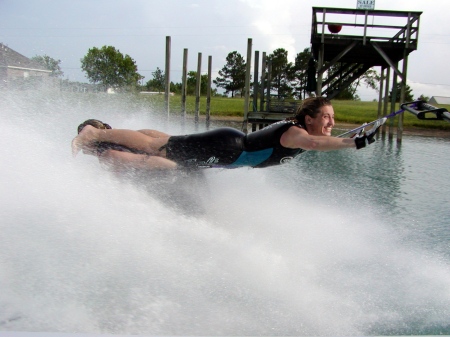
[357, 0, 375, 10]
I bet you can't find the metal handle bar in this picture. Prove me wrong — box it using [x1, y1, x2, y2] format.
[401, 100, 450, 123]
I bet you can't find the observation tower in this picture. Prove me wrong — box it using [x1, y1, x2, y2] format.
[310, 7, 422, 139]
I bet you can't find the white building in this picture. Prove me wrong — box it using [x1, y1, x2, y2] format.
[428, 96, 450, 105]
[0, 43, 52, 88]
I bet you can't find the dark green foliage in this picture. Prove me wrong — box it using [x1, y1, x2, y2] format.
[291, 48, 313, 99]
[213, 51, 246, 97]
[81, 46, 143, 89]
[417, 94, 429, 102]
[266, 48, 294, 99]
[145, 67, 165, 92]
[389, 83, 414, 102]
[31, 55, 64, 77]
[78, 44, 381, 101]
[187, 71, 216, 95]
[170, 81, 182, 94]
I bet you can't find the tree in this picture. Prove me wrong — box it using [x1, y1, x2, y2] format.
[417, 94, 429, 102]
[389, 83, 414, 102]
[80, 46, 143, 89]
[145, 67, 165, 92]
[360, 68, 381, 93]
[31, 55, 64, 77]
[266, 48, 294, 99]
[213, 51, 246, 97]
[291, 48, 313, 99]
[187, 71, 210, 95]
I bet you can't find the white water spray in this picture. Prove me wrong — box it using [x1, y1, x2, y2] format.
[1, 91, 449, 335]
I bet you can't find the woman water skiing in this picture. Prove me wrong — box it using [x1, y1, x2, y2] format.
[72, 97, 385, 172]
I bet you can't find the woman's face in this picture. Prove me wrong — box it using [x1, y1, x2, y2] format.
[306, 105, 335, 136]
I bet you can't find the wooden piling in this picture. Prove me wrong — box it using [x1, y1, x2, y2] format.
[195, 52, 202, 125]
[164, 36, 171, 118]
[181, 48, 188, 125]
[206, 55, 212, 129]
[243, 38, 252, 134]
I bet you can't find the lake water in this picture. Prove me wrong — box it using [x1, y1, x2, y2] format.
[1, 91, 449, 336]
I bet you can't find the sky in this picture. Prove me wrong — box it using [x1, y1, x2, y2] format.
[1, 0, 449, 101]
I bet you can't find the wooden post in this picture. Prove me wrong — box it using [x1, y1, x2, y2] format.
[363, 10, 368, 45]
[389, 65, 398, 140]
[398, 13, 413, 142]
[195, 52, 202, 125]
[266, 60, 272, 112]
[377, 66, 385, 120]
[260, 52, 266, 112]
[181, 48, 188, 125]
[243, 38, 252, 134]
[397, 54, 409, 143]
[316, 43, 324, 96]
[253, 50, 259, 112]
[382, 67, 391, 136]
[206, 55, 212, 129]
[164, 36, 171, 118]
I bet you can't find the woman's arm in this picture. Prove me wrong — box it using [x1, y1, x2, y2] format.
[280, 127, 356, 151]
[72, 125, 169, 157]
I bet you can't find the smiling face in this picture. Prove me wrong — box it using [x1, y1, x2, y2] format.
[305, 105, 335, 136]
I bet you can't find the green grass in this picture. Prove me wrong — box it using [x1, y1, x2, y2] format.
[135, 93, 450, 131]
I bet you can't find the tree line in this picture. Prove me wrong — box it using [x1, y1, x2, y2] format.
[32, 45, 422, 101]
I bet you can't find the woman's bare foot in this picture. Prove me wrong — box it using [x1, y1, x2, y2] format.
[71, 125, 100, 157]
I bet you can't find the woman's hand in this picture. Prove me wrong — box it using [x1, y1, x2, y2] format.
[354, 118, 386, 149]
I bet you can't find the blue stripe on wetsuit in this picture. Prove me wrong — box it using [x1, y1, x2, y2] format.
[222, 148, 274, 168]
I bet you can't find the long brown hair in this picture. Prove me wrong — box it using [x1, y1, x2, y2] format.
[77, 119, 112, 134]
[291, 97, 331, 128]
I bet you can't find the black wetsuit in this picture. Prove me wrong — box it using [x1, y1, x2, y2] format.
[165, 120, 305, 168]
[97, 121, 305, 169]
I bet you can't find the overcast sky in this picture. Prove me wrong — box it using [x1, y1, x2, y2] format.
[1, 0, 449, 100]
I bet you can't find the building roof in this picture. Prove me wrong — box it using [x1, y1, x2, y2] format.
[0, 43, 49, 71]
[429, 96, 450, 105]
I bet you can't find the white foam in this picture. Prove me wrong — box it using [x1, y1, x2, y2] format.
[1, 91, 449, 335]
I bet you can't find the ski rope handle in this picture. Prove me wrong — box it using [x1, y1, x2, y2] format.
[336, 101, 424, 138]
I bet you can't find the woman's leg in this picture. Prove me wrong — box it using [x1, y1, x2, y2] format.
[72, 125, 169, 157]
